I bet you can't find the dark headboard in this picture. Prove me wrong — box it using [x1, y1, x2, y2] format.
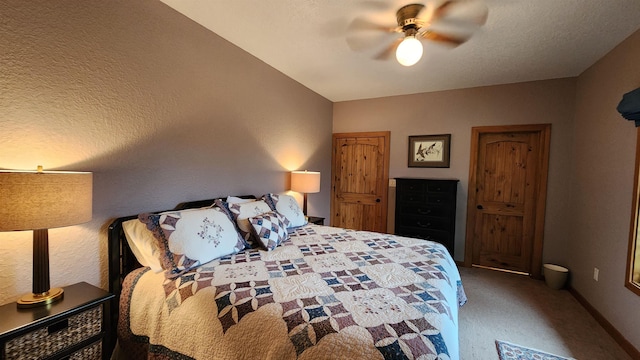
[106, 195, 256, 354]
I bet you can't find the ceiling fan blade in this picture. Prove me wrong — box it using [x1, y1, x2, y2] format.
[420, 30, 469, 47]
[432, 0, 489, 27]
[374, 37, 403, 60]
[347, 32, 397, 52]
[348, 17, 398, 33]
[430, 1, 456, 23]
[346, 19, 400, 52]
[346, 16, 401, 52]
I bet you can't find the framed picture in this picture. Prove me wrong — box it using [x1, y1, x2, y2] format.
[408, 134, 451, 168]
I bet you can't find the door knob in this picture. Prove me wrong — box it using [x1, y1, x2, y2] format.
[376, 198, 381, 203]
[477, 204, 484, 209]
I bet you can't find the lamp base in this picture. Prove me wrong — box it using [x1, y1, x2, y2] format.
[17, 287, 64, 308]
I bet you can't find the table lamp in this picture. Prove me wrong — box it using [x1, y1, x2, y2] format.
[290, 170, 320, 216]
[0, 166, 92, 308]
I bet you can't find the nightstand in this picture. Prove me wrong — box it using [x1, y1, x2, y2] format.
[307, 216, 325, 225]
[0, 282, 114, 360]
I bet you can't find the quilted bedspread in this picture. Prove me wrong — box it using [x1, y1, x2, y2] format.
[118, 225, 467, 360]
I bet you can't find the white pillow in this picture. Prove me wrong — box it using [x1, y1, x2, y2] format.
[122, 218, 163, 272]
[263, 193, 307, 228]
[226, 196, 255, 204]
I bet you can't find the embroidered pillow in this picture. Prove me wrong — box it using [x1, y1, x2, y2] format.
[138, 206, 245, 277]
[249, 211, 290, 251]
[220, 199, 273, 247]
[122, 206, 214, 273]
[263, 193, 307, 228]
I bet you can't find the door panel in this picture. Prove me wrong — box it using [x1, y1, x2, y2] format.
[474, 134, 537, 272]
[331, 132, 390, 232]
[465, 125, 551, 278]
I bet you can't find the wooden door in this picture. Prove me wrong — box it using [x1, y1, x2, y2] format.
[464, 124, 551, 278]
[331, 131, 390, 232]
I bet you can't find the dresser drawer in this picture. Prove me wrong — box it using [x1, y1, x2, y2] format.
[398, 192, 426, 203]
[396, 179, 426, 193]
[426, 192, 454, 204]
[426, 181, 457, 194]
[68, 340, 102, 360]
[397, 214, 451, 231]
[4, 306, 102, 360]
[398, 203, 450, 218]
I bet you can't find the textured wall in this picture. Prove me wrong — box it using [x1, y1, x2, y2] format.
[333, 29, 640, 351]
[570, 29, 640, 349]
[333, 78, 576, 263]
[0, 0, 332, 305]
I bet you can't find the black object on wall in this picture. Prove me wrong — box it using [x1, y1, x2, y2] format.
[617, 87, 640, 126]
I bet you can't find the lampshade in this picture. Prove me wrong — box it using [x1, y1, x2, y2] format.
[396, 36, 423, 67]
[291, 170, 321, 217]
[0, 167, 92, 308]
[291, 171, 321, 194]
[0, 170, 93, 231]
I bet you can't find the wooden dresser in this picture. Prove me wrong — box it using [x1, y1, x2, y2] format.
[394, 178, 458, 255]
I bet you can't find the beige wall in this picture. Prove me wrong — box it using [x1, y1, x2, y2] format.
[334, 29, 640, 351]
[571, 30, 640, 349]
[2, 0, 638, 352]
[0, 0, 332, 304]
[333, 78, 576, 264]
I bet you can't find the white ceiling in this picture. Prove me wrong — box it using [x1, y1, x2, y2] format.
[159, 0, 640, 102]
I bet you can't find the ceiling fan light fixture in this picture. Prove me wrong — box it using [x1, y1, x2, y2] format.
[395, 35, 423, 66]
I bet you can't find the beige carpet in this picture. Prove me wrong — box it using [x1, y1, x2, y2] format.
[458, 266, 631, 360]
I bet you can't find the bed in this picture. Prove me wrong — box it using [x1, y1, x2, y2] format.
[107, 194, 466, 360]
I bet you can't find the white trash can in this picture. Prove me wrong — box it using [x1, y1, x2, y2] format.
[543, 264, 569, 290]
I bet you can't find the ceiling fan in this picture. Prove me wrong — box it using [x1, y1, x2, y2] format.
[346, 0, 489, 66]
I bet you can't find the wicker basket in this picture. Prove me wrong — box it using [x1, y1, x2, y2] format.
[69, 340, 102, 360]
[5, 306, 102, 360]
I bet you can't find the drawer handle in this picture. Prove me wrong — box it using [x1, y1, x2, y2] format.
[48, 319, 69, 334]
[417, 209, 431, 215]
[417, 221, 431, 228]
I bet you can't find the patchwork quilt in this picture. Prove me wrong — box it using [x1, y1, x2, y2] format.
[118, 225, 467, 360]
